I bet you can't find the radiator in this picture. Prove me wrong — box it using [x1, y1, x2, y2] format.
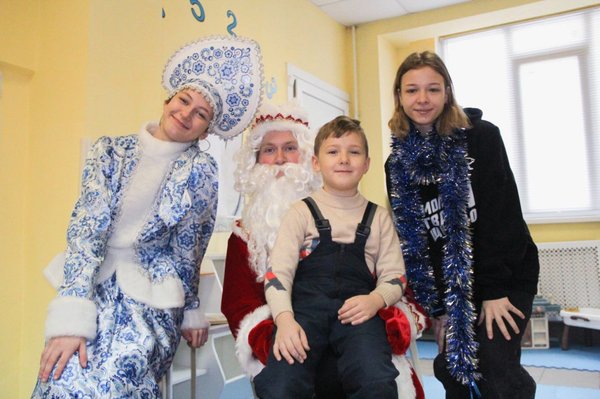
[537, 240, 600, 309]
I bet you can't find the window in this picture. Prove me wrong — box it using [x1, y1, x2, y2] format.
[440, 7, 600, 223]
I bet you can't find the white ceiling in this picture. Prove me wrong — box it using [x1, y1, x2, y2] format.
[309, 0, 471, 26]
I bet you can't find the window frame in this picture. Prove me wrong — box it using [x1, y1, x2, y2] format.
[439, 7, 600, 224]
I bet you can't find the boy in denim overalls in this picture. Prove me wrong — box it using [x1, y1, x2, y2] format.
[255, 116, 407, 399]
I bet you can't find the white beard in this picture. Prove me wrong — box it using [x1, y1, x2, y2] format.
[241, 163, 318, 281]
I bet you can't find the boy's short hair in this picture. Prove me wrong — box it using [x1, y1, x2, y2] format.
[314, 115, 369, 157]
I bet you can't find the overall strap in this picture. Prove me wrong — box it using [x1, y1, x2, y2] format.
[302, 197, 332, 241]
[355, 201, 376, 246]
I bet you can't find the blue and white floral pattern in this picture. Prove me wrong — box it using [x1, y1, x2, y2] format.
[58, 134, 217, 312]
[32, 133, 218, 398]
[32, 275, 182, 398]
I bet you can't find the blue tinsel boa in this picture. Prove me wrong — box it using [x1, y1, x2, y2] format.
[388, 127, 481, 388]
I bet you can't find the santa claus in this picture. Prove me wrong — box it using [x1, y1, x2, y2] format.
[221, 101, 428, 399]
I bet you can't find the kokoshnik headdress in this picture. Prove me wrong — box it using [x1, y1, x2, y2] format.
[162, 35, 264, 140]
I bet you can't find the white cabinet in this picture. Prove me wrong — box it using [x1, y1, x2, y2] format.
[163, 255, 254, 399]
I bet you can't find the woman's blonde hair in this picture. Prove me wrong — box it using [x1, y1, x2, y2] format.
[388, 51, 470, 138]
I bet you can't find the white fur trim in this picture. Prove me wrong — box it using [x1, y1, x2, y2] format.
[249, 121, 310, 151]
[232, 221, 249, 244]
[45, 249, 186, 311]
[393, 354, 418, 399]
[116, 261, 185, 309]
[397, 297, 428, 338]
[235, 304, 271, 378]
[45, 296, 97, 340]
[181, 308, 209, 329]
[391, 300, 424, 398]
[43, 252, 66, 289]
[249, 100, 310, 144]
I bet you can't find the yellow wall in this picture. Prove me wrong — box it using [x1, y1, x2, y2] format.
[0, 0, 37, 386]
[1, 0, 350, 397]
[354, 0, 600, 242]
[3, 0, 600, 397]
[0, 63, 33, 398]
[0, 0, 39, 70]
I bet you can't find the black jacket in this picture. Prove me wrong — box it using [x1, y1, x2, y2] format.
[463, 108, 539, 302]
[386, 108, 539, 305]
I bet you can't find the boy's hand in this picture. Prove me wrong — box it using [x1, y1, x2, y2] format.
[39, 336, 87, 382]
[338, 292, 385, 325]
[273, 311, 310, 365]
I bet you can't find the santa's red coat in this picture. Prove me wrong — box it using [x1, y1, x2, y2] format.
[220, 224, 426, 399]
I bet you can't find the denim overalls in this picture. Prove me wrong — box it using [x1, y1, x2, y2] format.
[255, 197, 398, 399]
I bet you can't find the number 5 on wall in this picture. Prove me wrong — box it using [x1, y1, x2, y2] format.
[190, 0, 205, 22]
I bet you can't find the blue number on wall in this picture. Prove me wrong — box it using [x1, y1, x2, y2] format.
[227, 10, 237, 36]
[190, 0, 205, 22]
[162, 7, 166, 18]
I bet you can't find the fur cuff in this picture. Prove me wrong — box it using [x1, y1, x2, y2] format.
[232, 220, 249, 243]
[181, 308, 209, 330]
[395, 298, 427, 339]
[235, 304, 271, 378]
[45, 296, 97, 340]
[116, 261, 185, 309]
[43, 252, 65, 289]
[393, 354, 418, 399]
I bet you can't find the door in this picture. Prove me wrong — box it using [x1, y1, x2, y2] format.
[287, 64, 349, 132]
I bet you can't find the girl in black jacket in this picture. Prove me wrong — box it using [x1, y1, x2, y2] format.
[385, 51, 539, 399]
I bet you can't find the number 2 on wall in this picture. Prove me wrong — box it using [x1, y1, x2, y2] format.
[227, 10, 237, 36]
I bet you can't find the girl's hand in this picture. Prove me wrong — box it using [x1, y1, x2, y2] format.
[182, 327, 209, 348]
[478, 297, 525, 340]
[39, 336, 87, 382]
[338, 293, 385, 325]
[273, 312, 310, 365]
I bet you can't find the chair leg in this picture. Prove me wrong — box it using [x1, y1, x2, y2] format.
[191, 347, 196, 399]
[162, 367, 172, 399]
[561, 324, 570, 350]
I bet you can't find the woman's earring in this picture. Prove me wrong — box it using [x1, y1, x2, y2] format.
[198, 139, 211, 153]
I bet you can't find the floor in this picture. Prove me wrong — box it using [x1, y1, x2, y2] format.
[414, 321, 600, 398]
[205, 325, 600, 398]
[219, 357, 600, 399]
[418, 358, 600, 398]
[419, 357, 600, 387]
[219, 366, 600, 399]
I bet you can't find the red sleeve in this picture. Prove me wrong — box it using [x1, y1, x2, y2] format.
[221, 232, 267, 338]
[248, 319, 274, 365]
[378, 306, 411, 355]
